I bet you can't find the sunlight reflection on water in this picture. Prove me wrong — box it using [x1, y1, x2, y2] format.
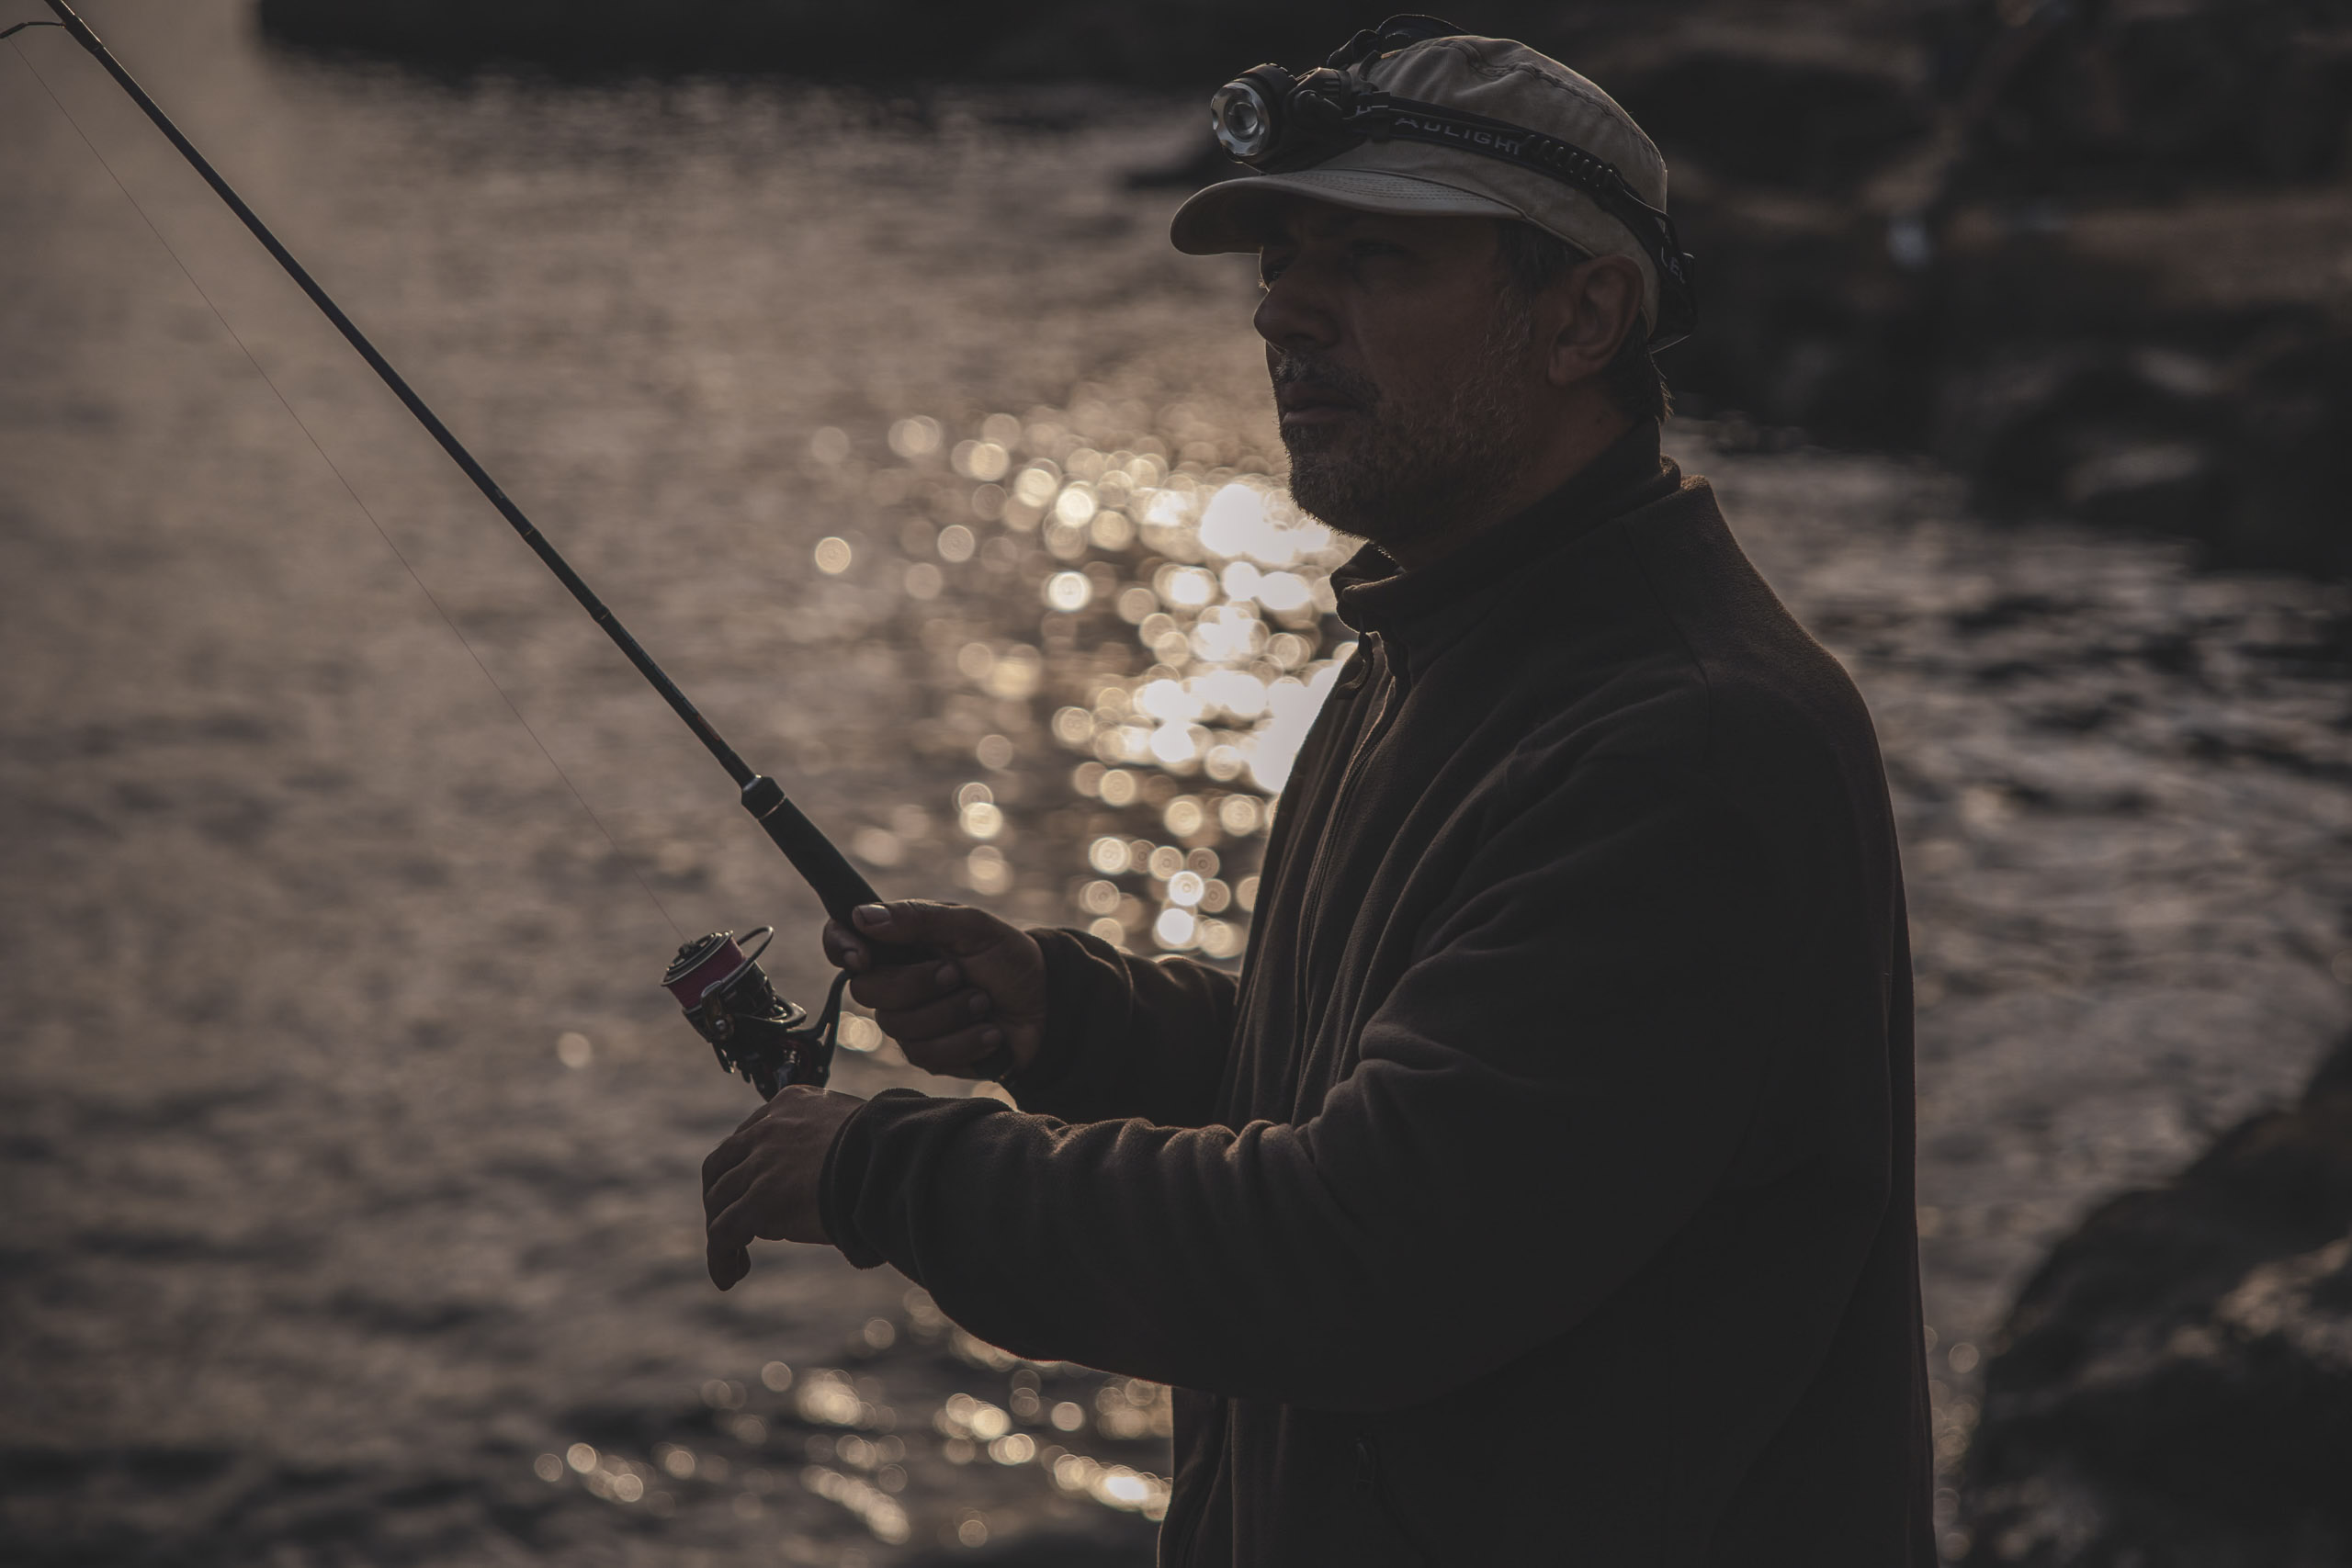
[807, 385, 1362, 962]
[542, 1288, 1175, 1544]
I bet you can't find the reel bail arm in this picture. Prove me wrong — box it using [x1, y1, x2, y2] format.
[663, 929, 851, 1098]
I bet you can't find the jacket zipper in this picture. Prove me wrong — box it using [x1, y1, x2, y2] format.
[1357, 1434, 1437, 1566]
[1289, 634, 1401, 1076]
[1159, 1472, 1210, 1567]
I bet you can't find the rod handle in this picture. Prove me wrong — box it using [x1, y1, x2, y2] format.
[740, 777, 1012, 1080]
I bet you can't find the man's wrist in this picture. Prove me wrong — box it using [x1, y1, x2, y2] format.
[817, 1087, 1014, 1273]
[816, 1089, 911, 1268]
[1005, 926, 1112, 1102]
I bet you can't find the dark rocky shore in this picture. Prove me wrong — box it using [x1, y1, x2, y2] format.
[1961, 1033, 2352, 1564]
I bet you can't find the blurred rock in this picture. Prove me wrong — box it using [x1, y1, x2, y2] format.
[1600, 14, 1933, 194]
[1917, 0, 2352, 200]
[1958, 1033, 2352, 1566]
[1939, 326, 2352, 578]
[1581, 2, 2352, 580]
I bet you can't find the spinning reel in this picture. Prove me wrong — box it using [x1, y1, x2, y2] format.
[662, 928, 850, 1099]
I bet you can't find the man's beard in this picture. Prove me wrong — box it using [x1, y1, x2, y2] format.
[1274, 299, 1540, 554]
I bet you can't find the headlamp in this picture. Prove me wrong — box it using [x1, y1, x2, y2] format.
[1209, 69, 1283, 163]
[1205, 15, 1699, 348]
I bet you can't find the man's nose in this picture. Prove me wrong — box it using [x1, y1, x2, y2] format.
[1253, 265, 1339, 354]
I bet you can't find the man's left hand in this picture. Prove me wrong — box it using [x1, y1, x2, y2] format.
[701, 1086, 866, 1290]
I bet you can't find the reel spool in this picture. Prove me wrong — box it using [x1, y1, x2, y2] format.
[662, 927, 848, 1099]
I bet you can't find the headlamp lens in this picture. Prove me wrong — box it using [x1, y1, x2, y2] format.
[1210, 80, 1275, 161]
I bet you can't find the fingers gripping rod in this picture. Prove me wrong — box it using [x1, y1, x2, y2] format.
[21, 0, 886, 930]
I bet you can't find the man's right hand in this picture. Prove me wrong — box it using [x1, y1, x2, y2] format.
[821, 901, 1048, 1078]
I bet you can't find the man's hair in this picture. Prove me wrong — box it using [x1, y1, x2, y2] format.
[1492, 220, 1671, 425]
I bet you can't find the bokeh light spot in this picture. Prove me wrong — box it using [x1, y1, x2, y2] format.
[1154, 908, 1198, 949]
[887, 416, 942, 459]
[1013, 466, 1058, 508]
[953, 439, 1010, 481]
[1045, 570, 1091, 613]
[966, 846, 1012, 896]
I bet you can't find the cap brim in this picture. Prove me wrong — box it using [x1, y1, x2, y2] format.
[1170, 168, 1523, 255]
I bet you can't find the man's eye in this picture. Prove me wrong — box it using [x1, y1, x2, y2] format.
[1258, 255, 1294, 288]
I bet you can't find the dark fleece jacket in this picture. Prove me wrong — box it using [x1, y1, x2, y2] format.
[821, 423, 1936, 1566]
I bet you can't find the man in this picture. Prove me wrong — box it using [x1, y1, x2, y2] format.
[703, 19, 1934, 1563]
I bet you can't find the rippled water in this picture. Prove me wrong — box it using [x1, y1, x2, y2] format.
[5, 4, 2349, 1562]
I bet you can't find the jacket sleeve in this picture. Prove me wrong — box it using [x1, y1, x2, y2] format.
[1002, 928, 1238, 1129]
[818, 757, 1795, 1411]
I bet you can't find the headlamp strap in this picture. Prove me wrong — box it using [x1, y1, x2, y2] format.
[1338, 92, 1690, 289]
[1326, 14, 1467, 72]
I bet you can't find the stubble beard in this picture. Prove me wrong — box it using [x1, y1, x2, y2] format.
[1274, 297, 1541, 556]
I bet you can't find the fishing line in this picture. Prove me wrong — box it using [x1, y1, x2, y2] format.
[11, 1, 987, 1081]
[8, 34, 684, 939]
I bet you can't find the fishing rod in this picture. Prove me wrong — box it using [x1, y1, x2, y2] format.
[10, 0, 989, 1092]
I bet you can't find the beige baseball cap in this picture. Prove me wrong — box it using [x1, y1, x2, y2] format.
[1170, 33, 1672, 329]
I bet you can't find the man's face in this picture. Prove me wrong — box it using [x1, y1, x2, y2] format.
[1253, 201, 1542, 552]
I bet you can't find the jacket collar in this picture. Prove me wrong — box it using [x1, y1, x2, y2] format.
[1331, 420, 1678, 669]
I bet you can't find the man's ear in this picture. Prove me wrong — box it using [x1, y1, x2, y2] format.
[1544, 254, 1645, 391]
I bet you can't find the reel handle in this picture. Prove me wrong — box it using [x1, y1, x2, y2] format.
[740, 775, 1013, 1080]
